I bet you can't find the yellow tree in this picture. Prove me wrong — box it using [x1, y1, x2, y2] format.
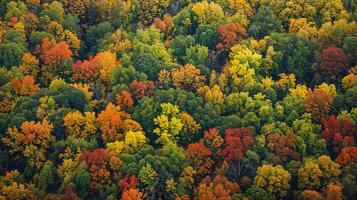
[63, 111, 97, 139]
[191, 1, 224, 24]
[253, 164, 291, 198]
[153, 103, 183, 144]
[226, 0, 254, 19]
[298, 161, 323, 190]
[171, 64, 206, 92]
[18, 53, 39, 79]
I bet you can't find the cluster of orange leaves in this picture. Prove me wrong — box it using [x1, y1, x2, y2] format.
[11, 75, 39, 96]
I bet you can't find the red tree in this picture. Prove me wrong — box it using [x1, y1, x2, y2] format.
[129, 80, 155, 101]
[322, 115, 356, 155]
[216, 22, 246, 54]
[116, 91, 134, 111]
[118, 175, 138, 192]
[185, 143, 213, 176]
[221, 128, 255, 161]
[80, 149, 115, 192]
[335, 147, 357, 167]
[43, 41, 72, 66]
[72, 57, 98, 81]
[319, 45, 349, 77]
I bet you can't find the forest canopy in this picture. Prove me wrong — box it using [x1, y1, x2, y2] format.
[0, 0, 356, 199]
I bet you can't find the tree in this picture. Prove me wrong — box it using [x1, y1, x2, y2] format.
[266, 33, 314, 81]
[121, 188, 143, 200]
[179, 112, 200, 146]
[80, 148, 117, 194]
[325, 183, 343, 200]
[138, 163, 158, 190]
[319, 45, 349, 78]
[317, 19, 357, 48]
[129, 80, 155, 101]
[97, 103, 123, 143]
[222, 128, 255, 161]
[171, 64, 206, 92]
[253, 164, 291, 198]
[2, 119, 54, 168]
[137, 0, 171, 25]
[298, 161, 323, 190]
[216, 22, 247, 55]
[153, 103, 183, 144]
[202, 128, 223, 155]
[109, 65, 147, 86]
[63, 111, 96, 139]
[169, 35, 195, 64]
[321, 115, 356, 155]
[299, 190, 323, 200]
[11, 75, 40, 96]
[38, 38, 73, 83]
[305, 89, 333, 122]
[185, 143, 213, 176]
[59, 184, 81, 200]
[116, 91, 134, 111]
[226, 0, 254, 18]
[335, 147, 357, 167]
[266, 132, 300, 164]
[19, 53, 39, 79]
[85, 22, 114, 50]
[248, 5, 281, 39]
[343, 37, 357, 66]
[0, 43, 24, 69]
[191, 1, 224, 24]
[72, 51, 118, 85]
[195, 175, 240, 200]
[183, 45, 208, 73]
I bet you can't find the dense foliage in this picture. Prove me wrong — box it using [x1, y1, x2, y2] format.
[0, 0, 356, 199]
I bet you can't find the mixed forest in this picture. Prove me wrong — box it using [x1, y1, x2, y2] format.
[0, 0, 357, 199]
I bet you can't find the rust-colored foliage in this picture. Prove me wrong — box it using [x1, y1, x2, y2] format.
[325, 183, 343, 200]
[267, 132, 300, 164]
[116, 91, 134, 111]
[196, 175, 240, 200]
[129, 80, 155, 101]
[322, 115, 356, 155]
[202, 128, 223, 154]
[305, 89, 333, 122]
[80, 149, 114, 192]
[171, 64, 206, 92]
[59, 184, 80, 200]
[221, 128, 255, 161]
[335, 147, 357, 166]
[216, 22, 246, 54]
[319, 45, 349, 78]
[153, 13, 174, 35]
[300, 190, 323, 200]
[118, 175, 138, 192]
[11, 75, 40, 96]
[185, 143, 213, 175]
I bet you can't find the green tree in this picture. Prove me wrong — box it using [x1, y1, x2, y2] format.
[248, 5, 282, 39]
[0, 43, 24, 69]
